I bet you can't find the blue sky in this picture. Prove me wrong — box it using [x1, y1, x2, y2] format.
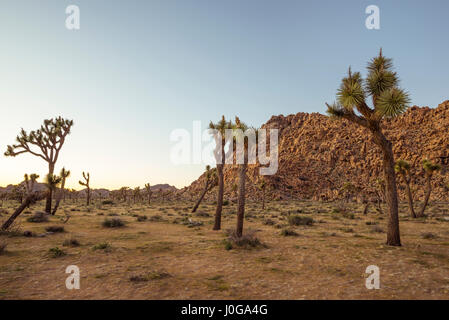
[0, 0, 448, 189]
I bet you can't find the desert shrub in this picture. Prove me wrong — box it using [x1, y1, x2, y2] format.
[263, 218, 275, 226]
[0, 208, 9, 215]
[27, 211, 49, 223]
[223, 200, 229, 206]
[102, 218, 125, 228]
[107, 213, 119, 216]
[48, 247, 66, 258]
[102, 200, 114, 205]
[288, 215, 313, 226]
[63, 238, 80, 247]
[281, 228, 299, 237]
[195, 211, 210, 217]
[370, 225, 384, 233]
[421, 232, 438, 240]
[92, 242, 111, 251]
[332, 206, 354, 219]
[365, 221, 377, 225]
[0, 241, 7, 255]
[23, 230, 34, 237]
[129, 271, 170, 282]
[45, 226, 65, 233]
[136, 215, 148, 222]
[149, 215, 163, 222]
[226, 229, 264, 249]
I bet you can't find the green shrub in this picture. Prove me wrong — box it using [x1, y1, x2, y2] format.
[281, 228, 299, 237]
[92, 242, 111, 251]
[136, 215, 148, 222]
[288, 215, 313, 226]
[48, 247, 66, 258]
[27, 211, 48, 223]
[45, 226, 65, 233]
[102, 218, 125, 228]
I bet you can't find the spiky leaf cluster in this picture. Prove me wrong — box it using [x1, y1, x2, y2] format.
[326, 50, 410, 124]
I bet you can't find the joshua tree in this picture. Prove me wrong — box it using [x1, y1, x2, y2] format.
[341, 181, 357, 203]
[5, 117, 73, 213]
[24, 174, 39, 195]
[43, 173, 62, 212]
[144, 183, 152, 205]
[119, 187, 129, 202]
[234, 116, 250, 238]
[133, 187, 141, 203]
[326, 50, 410, 246]
[418, 159, 441, 217]
[258, 177, 267, 210]
[1, 191, 47, 230]
[79, 172, 91, 206]
[209, 116, 233, 231]
[394, 160, 416, 218]
[52, 168, 71, 215]
[192, 165, 217, 213]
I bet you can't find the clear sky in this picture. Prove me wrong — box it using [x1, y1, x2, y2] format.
[0, 0, 448, 190]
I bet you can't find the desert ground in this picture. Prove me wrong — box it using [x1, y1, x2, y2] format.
[1, 199, 448, 300]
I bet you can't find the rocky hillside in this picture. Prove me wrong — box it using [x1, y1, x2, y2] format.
[184, 100, 449, 202]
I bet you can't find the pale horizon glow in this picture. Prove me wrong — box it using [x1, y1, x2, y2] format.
[1, 1, 448, 190]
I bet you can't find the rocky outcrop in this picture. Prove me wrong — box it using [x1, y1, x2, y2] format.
[185, 101, 449, 202]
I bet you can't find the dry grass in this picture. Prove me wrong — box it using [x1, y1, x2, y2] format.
[0, 199, 449, 299]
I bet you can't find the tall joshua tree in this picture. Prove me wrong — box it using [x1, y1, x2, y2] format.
[52, 167, 70, 215]
[5, 117, 74, 213]
[209, 116, 233, 231]
[234, 116, 250, 238]
[326, 50, 410, 246]
[144, 183, 152, 205]
[79, 172, 91, 206]
[394, 160, 416, 218]
[418, 159, 441, 217]
[192, 165, 217, 213]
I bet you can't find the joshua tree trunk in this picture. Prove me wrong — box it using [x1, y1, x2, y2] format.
[417, 174, 432, 218]
[375, 132, 401, 246]
[262, 188, 265, 210]
[236, 156, 248, 238]
[86, 187, 90, 206]
[213, 163, 224, 230]
[404, 181, 416, 218]
[52, 179, 67, 216]
[45, 163, 55, 213]
[192, 181, 209, 213]
[2, 192, 46, 230]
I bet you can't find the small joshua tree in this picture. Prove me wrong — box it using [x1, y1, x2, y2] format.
[24, 174, 39, 195]
[326, 50, 410, 246]
[144, 183, 152, 205]
[192, 165, 217, 213]
[52, 168, 70, 215]
[79, 172, 91, 206]
[341, 181, 357, 203]
[5, 117, 73, 213]
[209, 116, 233, 231]
[394, 160, 416, 218]
[119, 187, 129, 202]
[418, 159, 441, 217]
[44, 174, 62, 211]
[258, 177, 267, 210]
[133, 187, 141, 203]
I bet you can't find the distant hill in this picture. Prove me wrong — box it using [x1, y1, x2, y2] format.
[185, 100, 449, 202]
